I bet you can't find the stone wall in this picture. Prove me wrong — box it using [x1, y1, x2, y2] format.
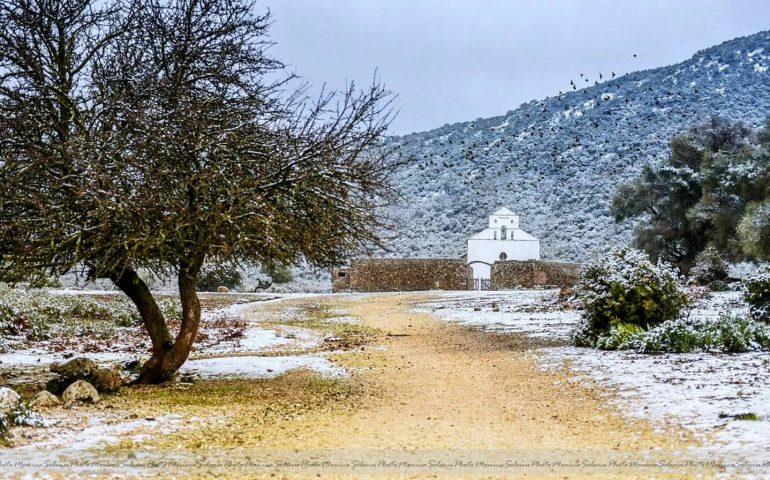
[337, 258, 470, 292]
[490, 260, 581, 289]
[331, 267, 351, 292]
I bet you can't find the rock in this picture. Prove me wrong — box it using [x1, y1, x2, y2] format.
[50, 358, 98, 393]
[62, 380, 99, 407]
[0, 387, 20, 414]
[90, 368, 122, 393]
[492, 307, 500, 312]
[473, 307, 481, 311]
[217, 286, 230, 293]
[48, 358, 121, 394]
[179, 373, 197, 384]
[559, 285, 576, 300]
[30, 390, 60, 408]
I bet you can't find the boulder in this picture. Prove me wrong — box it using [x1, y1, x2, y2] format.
[51, 357, 98, 378]
[0, 387, 20, 414]
[49, 358, 98, 393]
[30, 390, 60, 408]
[90, 368, 122, 393]
[62, 380, 99, 407]
[48, 357, 121, 394]
[559, 285, 576, 300]
[217, 286, 230, 293]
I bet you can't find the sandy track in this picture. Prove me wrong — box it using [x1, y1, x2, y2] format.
[12, 293, 716, 480]
[189, 293, 713, 479]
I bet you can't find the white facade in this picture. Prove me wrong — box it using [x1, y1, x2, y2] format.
[467, 207, 540, 279]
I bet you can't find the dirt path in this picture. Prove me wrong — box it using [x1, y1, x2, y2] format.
[162, 293, 713, 479]
[11, 293, 717, 479]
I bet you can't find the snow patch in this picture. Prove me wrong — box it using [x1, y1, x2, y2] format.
[180, 354, 345, 379]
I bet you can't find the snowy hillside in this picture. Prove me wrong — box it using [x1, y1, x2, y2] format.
[383, 30, 770, 262]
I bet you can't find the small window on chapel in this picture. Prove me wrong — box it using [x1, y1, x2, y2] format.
[493, 231, 497, 240]
[499, 252, 508, 261]
[338, 271, 347, 277]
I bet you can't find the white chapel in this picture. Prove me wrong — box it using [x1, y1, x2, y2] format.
[466, 207, 540, 279]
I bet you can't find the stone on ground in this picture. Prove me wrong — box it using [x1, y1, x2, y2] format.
[62, 380, 99, 407]
[90, 368, 122, 393]
[0, 387, 20, 414]
[31, 390, 61, 409]
[48, 357, 122, 394]
[48, 357, 99, 394]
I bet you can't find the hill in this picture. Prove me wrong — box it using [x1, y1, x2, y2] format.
[382, 31, 770, 262]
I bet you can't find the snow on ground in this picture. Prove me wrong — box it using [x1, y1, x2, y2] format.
[180, 354, 345, 379]
[420, 289, 770, 470]
[0, 294, 355, 384]
[417, 289, 576, 338]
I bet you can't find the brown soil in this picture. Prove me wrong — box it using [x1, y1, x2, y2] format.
[146, 294, 716, 479]
[8, 293, 721, 479]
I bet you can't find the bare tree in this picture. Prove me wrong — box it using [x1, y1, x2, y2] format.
[0, 0, 397, 383]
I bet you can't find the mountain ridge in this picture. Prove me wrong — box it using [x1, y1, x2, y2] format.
[382, 30, 770, 262]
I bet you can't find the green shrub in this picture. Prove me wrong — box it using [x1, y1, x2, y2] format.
[595, 322, 645, 350]
[688, 246, 729, 285]
[0, 289, 145, 347]
[604, 314, 770, 353]
[197, 265, 243, 292]
[708, 280, 731, 292]
[262, 264, 293, 284]
[744, 268, 770, 322]
[578, 248, 689, 335]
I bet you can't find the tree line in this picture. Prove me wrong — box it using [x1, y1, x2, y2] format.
[612, 115, 770, 273]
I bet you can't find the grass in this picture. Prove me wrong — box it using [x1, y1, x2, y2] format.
[103, 369, 368, 451]
[262, 301, 381, 351]
[99, 300, 379, 451]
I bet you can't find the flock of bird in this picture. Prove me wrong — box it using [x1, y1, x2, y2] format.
[400, 51, 705, 198]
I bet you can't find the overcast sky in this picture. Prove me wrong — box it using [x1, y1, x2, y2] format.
[266, 1, 770, 135]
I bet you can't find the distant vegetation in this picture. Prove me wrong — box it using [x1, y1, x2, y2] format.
[612, 116, 770, 273]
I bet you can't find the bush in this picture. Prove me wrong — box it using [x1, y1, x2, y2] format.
[744, 268, 770, 322]
[578, 248, 689, 335]
[623, 314, 770, 353]
[0, 288, 145, 349]
[197, 265, 243, 292]
[688, 246, 729, 285]
[595, 322, 645, 350]
[261, 264, 293, 284]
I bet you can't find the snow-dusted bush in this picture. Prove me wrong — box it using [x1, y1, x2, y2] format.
[744, 268, 770, 322]
[8, 402, 51, 428]
[197, 264, 242, 292]
[577, 248, 689, 336]
[0, 288, 152, 349]
[688, 246, 729, 285]
[0, 402, 52, 446]
[622, 314, 770, 353]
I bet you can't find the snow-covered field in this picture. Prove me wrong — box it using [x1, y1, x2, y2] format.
[0, 294, 345, 383]
[419, 289, 770, 471]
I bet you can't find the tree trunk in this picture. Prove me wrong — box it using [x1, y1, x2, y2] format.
[112, 261, 202, 384]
